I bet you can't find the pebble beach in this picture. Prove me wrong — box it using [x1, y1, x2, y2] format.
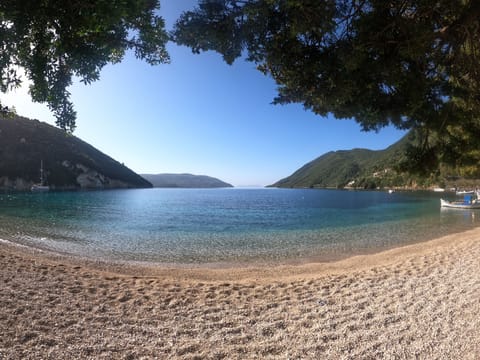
[1, 228, 479, 359]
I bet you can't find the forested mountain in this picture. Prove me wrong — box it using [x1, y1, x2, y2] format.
[270, 133, 479, 190]
[141, 173, 233, 188]
[0, 116, 152, 190]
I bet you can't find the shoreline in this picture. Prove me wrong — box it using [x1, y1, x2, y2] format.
[1, 229, 479, 358]
[3, 216, 479, 274]
[1, 225, 478, 279]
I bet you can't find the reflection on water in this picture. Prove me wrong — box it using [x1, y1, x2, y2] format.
[0, 188, 478, 264]
[440, 207, 478, 224]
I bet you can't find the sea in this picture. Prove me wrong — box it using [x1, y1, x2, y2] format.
[0, 188, 478, 265]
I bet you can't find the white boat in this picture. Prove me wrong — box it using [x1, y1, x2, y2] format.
[455, 190, 475, 195]
[440, 197, 480, 209]
[31, 160, 49, 192]
[31, 184, 50, 192]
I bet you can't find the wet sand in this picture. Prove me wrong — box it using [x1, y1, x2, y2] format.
[1, 228, 479, 359]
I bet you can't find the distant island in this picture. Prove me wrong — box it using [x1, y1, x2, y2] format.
[141, 173, 233, 188]
[0, 115, 152, 190]
[270, 133, 480, 190]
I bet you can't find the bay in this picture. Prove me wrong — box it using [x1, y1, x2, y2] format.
[0, 188, 478, 265]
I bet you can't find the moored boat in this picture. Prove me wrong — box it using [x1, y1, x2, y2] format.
[31, 160, 49, 192]
[31, 184, 50, 192]
[455, 190, 475, 195]
[440, 195, 480, 209]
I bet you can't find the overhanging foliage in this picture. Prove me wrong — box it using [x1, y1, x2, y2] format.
[173, 0, 480, 173]
[0, 0, 169, 132]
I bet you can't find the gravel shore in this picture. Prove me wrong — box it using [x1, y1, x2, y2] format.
[1, 229, 479, 359]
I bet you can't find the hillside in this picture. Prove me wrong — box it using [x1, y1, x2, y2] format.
[270, 133, 432, 189]
[0, 115, 152, 190]
[141, 173, 233, 188]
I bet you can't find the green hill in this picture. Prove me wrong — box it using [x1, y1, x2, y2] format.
[270, 133, 446, 189]
[141, 173, 233, 188]
[0, 115, 152, 190]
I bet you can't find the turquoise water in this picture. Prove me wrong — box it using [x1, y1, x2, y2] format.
[0, 188, 478, 264]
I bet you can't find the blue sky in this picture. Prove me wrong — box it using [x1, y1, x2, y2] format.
[3, 1, 406, 187]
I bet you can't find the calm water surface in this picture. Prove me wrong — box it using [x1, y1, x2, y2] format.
[0, 188, 478, 264]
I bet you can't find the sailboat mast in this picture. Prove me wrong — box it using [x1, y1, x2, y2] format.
[40, 160, 44, 185]
[31, 160, 49, 192]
